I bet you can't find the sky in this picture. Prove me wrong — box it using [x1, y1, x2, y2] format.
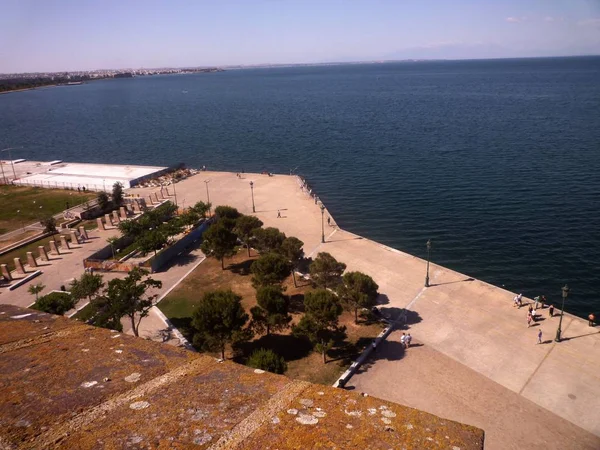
[1, 0, 599, 73]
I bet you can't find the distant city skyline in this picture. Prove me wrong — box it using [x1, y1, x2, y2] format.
[1, 0, 599, 73]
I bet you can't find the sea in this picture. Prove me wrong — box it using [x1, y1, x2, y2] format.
[1, 56, 599, 318]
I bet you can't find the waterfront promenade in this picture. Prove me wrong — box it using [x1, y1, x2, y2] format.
[131, 171, 600, 449]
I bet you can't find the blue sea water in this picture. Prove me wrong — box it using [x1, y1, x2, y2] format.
[1, 57, 599, 318]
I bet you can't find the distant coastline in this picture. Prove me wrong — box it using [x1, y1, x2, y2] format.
[0, 67, 223, 94]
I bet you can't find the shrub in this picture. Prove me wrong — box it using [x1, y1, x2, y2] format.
[247, 348, 287, 374]
[32, 292, 75, 315]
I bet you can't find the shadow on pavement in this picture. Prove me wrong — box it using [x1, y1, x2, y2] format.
[429, 277, 474, 287]
[353, 340, 407, 375]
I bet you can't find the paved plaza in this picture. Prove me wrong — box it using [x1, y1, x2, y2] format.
[1, 169, 598, 448]
[133, 171, 600, 449]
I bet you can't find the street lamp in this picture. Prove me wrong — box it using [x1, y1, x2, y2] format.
[103, 179, 106, 192]
[320, 203, 325, 243]
[1, 146, 23, 183]
[249, 181, 255, 213]
[425, 239, 432, 287]
[171, 176, 178, 210]
[204, 180, 211, 216]
[555, 284, 569, 342]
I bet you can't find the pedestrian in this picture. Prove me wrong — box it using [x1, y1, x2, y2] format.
[549, 304, 554, 317]
[400, 333, 406, 348]
[277, 210, 281, 218]
[541, 295, 547, 308]
[406, 333, 412, 348]
[532, 308, 537, 321]
[517, 293, 523, 308]
[327, 216, 331, 226]
[527, 312, 532, 327]
[589, 313, 596, 327]
[538, 329, 543, 344]
[513, 295, 519, 308]
[534, 296, 540, 310]
[528, 305, 533, 315]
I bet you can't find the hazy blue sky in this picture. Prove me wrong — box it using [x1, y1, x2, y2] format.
[1, 0, 599, 72]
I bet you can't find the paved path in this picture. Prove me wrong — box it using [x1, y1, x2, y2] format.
[132, 171, 600, 446]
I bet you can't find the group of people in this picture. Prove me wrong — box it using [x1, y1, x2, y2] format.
[513, 293, 555, 327]
[400, 332, 412, 349]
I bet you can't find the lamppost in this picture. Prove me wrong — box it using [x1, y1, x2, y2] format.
[249, 181, 255, 213]
[555, 284, 569, 342]
[204, 180, 211, 216]
[171, 176, 178, 210]
[0, 146, 23, 183]
[425, 239, 432, 287]
[103, 179, 106, 192]
[320, 203, 325, 243]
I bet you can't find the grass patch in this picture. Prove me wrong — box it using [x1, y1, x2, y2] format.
[0, 185, 95, 234]
[71, 302, 95, 322]
[159, 250, 384, 385]
[0, 235, 66, 267]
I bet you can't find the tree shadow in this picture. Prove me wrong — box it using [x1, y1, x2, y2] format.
[376, 293, 390, 306]
[288, 293, 305, 314]
[353, 340, 407, 375]
[168, 317, 194, 342]
[297, 257, 312, 274]
[377, 307, 422, 327]
[234, 333, 313, 363]
[228, 258, 254, 276]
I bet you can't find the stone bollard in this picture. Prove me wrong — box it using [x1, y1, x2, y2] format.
[112, 210, 120, 224]
[126, 204, 133, 214]
[60, 235, 70, 250]
[97, 217, 105, 230]
[105, 213, 113, 227]
[154, 192, 160, 203]
[38, 246, 49, 262]
[119, 206, 127, 220]
[14, 258, 26, 275]
[159, 189, 166, 199]
[147, 195, 154, 206]
[70, 229, 79, 245]
[49, 240, 60, 255]
[26, 252, 38, 268]
[165, 187, 170, 196]
[1, 264, 12, 281]
[78, 226, 88, 240]
[133, 202, 141, 214]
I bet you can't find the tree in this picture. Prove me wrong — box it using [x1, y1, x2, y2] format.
[338, 271, 379, 323]
[70, 272, 105, 303]
[250, 285, 291, 336]
[97, 191, 110, 212]
[27, 282, 46, 301]
[191, 201, 211, 219]
[279, 236, 304, 287]
[250, 253, 292, 288]
[293, 289, 343, 363]
[253, 227, 286, 254]
[191, 290, 249, 360]
[137, 228, 169, 256]
[247, 348, 287, 374]
[179, 209, 200, 227]
[112, 182, 124, 207]
[234, 215, 264, 257]
[32, 292, 75, 315]
[40, 216, 57, 233]
[200, 222, 238, 270]
[100, 268, 162, 337]
[214, 205, 241, 221]
[309, 252, 346, 289]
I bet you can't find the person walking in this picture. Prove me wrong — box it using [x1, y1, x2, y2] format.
[327, 216, 331, 226]
[517, 293, 523, 308]
[527, 312, 532, 327]
[400, 333, 406, 348]
[549, 304, 554, 317]
[513, 295, 519, 308]
[528, 305, 533, 315]
[277, 210, 281, 218]
[538, 329, 543, 344]
[406, 333, 412, 348]
[589, 313, 596, 327]
[534, 296, 540, 309]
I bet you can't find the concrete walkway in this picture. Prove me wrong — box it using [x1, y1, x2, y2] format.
[131, 171, 600, 447]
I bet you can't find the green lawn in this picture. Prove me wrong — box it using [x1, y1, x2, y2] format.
[0, 235, 68, 268]
[0, 185, 95, 234]
[71, 302, 94, 322]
